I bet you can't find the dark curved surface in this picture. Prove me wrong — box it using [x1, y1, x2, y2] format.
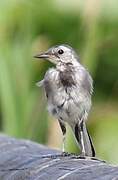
[0, 135, 118, 180]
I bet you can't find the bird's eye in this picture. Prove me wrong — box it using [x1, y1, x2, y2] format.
[58, 49, 64, 54]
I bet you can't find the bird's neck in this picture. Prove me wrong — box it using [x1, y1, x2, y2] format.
[56, 60, 81, 72]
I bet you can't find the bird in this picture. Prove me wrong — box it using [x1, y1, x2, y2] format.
[34, 44, 95, 157]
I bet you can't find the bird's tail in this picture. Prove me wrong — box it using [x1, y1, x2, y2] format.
[74, 121, 95, 157]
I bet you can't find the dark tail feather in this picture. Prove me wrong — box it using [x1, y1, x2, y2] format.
[74, 122, 95, 157]
[87, 129, 96, 157]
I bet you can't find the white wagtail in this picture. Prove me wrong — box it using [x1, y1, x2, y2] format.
[34, 44, 95, 157]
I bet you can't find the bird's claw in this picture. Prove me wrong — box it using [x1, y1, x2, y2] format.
[70, 155, 106, 163]
[61, 152, 77, 157]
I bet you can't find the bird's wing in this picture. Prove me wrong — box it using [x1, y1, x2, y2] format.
[68, 69, 93, 119]
[75, 67, 93, 96]
[36, 79, 44, 87]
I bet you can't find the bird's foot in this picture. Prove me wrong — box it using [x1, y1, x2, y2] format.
[70, 154, 106, 163]
[61, 152, 77, 157]
[40, 152, 75, 159]
[40, 152, 105, 163]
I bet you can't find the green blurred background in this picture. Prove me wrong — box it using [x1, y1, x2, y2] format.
[0, 0, 118, 164]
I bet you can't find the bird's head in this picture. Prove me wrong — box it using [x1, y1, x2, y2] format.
[34, 44, 79, 65]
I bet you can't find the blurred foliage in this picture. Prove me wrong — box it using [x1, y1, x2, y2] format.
[0, 0, 118, 164]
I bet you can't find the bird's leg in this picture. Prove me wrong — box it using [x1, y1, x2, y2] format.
[58, 120, 74, 157]
[80, 130, 86, 156]
[58, 119, 66, 152]
[74, 119, 86, 157]
[79, 119, 86, 156]
[62, 133, 66, 152]
[75, 119, 96, 158]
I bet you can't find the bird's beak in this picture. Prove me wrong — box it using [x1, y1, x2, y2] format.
[34, 52, 49, 59]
